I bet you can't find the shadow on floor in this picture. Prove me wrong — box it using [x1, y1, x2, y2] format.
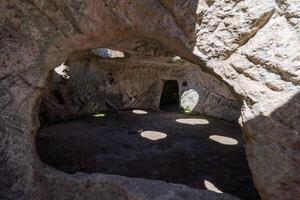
[36, 110, 260, 200]
[159, 104, 181, 112]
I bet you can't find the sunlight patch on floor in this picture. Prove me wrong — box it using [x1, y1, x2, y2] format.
[140, 131, 167, 141]
[176, 118, 209, 125]
[132, 110, 148, 115]
[93, 113, 106, 117]
[209, 135, 238, 145]
[204, 180, 223, 193]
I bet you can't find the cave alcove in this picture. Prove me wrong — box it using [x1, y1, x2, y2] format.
[36, 48, 259, 200]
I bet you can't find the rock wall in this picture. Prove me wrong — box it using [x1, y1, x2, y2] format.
[1, 0, 299, 200]
[160, 0, 300, 199]
[178, 1, 300, 199]
[41, 56, 240, 123]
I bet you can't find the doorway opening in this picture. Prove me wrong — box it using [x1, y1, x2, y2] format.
[160, 80, 179, 112]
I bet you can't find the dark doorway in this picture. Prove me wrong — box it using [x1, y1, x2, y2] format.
[160, 80, 179, 112]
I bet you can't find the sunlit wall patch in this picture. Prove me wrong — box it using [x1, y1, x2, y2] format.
[180, 89, 199, 113]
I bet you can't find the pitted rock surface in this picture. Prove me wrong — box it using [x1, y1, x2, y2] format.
[1, 0, 299, 200]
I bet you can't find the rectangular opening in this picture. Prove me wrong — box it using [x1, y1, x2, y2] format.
[159, 80, 179, 111]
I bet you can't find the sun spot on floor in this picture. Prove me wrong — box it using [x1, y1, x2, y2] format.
[93, 113, 106, 117]
[209, 135, 238, 145]
[176, 118, 209, 125]
[204, 180, 223, 193]
[140, 131, 167, 141]
[132, 110, 148, 115]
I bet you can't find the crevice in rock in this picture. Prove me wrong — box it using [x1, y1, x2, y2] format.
[224, 10, 275, 60]
[245, 55, 299, 85]
[205, 0, 215, 7]
[237, 10, 275, 46]
[274, 0, 300, 29]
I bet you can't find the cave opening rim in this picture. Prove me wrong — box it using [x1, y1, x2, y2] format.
[32, 41, 251, 199]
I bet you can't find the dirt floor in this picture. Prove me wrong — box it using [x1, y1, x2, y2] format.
[36, 110, 260, 200]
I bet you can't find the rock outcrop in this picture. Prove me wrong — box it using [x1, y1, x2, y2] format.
[1, 0, 299, 200]
[76, 173, 242, 200]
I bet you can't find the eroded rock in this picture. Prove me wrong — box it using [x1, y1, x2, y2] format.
[1, 0, 299, 200]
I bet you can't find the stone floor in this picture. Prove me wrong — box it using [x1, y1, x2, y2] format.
[36, 110, 260, 200]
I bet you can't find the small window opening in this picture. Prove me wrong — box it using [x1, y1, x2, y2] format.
[91, 48, 125, 58]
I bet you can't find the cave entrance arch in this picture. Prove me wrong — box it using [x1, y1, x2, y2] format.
[34, 48, 259, 200]
[159, 80, 179, 111]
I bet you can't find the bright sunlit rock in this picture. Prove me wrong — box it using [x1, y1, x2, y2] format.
[140, 131, 167, 141]
[176, 118, 209, 125]
[54, 63, 70, 79]
[132, 110, 148, 114]
[204, 180, 223, 193]
[209, 135, 238, 145]
[170, 56, 183, 63]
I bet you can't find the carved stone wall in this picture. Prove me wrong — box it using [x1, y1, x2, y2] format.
[41, 56, 240, 123]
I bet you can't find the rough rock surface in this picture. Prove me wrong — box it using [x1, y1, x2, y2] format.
[41, 55, 240, 123]
[0, 0, 299, 200]
[186, 1, 300, 199]
[77, 173, 243, 200]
